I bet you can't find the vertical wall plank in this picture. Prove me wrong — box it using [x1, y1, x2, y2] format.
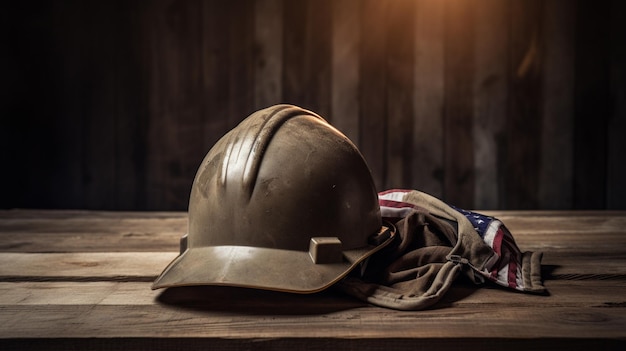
[282, 0, 332, 118]
[307, 0, 332, 119]
[331, 0, 361, 145]
[282, 1, 306, 108]
[412, 0, 444, 198]
[80, 2, 118, 209]
[473, 0, 509, 209]
[539, 0, 575, 209]
[226, 0, 255, 126]
[44, 1, 149, 210]
[121, 1, 150, 210]
[3, 1, 626, 211]
[573, 0, 610, 209]
[145, 0, 206, 210]
[47, 1, 86, 208]
[73, 1, 149, 210]
[607, 0, 626, 209]
[385, 0, 415, 189]
[200, 0, 256, 169]
[200, 0, 230, 153]
[359, 0, 388, 190]
[254, 0, 283, 111]
[444, 0, 474, 208]
[104, 1, 148, 210]
[505, 0, 543, 209]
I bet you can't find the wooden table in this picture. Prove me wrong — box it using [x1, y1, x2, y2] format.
[0, 210, 624, 350]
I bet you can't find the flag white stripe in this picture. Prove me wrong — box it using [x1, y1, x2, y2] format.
[482, 220, 501, 248]
[378, 191, 407, 202]
[497, 263, 510, 285]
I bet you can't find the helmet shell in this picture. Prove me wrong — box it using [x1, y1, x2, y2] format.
[152, 104, 394, 293]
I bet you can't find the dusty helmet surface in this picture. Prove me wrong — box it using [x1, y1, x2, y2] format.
[152, 104, 395, 293]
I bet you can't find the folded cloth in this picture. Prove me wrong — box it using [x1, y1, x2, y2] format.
[337, 189, 546, 310]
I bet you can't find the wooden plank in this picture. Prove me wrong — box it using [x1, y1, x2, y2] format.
[1, 280, 624, 307]
[385, 0, 415, 189]
[0, 210, 185, 252]
[0, 337, 621, 351]
[411, 0, 445, 197]
[331, 0, 361, 144]
[505, 0, 543, 209]
[253, 0, 283, 110]
[281, 0, 306, 108]
[443, 0, 475, 209]
[199, 0, 231, 150]
[0, 229, 181, 253]
[0, 253, 176, 280]
[472, 0, 508, 209]
[0, 209, 185, 219]
[2, 210, 626, 253]
[226, 0, 256, 126]
[0, 282, 162, 306]
[1, 209, 625, 348]
[480, 210, 626, 217]
[144, 0, 206, 210]
[282, 0, 332, 118]
[3, 2, 149, 211]
[305, 0, 332, 119]
[79, 2, 118, 209]
[0, 2, 40, 209]
[539, 0, 575, 209]
[116, 1, 151, 210]
[0, 304, 623, 340]
[1, 251, 624, 280]
[573, 0, 610, 209]
[607, 0, 626, 209]
[4, 209, 624, 220]
[359, 0, 388, 190]
[41, 2, 90, 209]
[0, 293, 624, 340]
[0, 216, 626, 253]
[84, 1, 149, 210]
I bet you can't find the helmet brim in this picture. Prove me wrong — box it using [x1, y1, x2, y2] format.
[152, 225, 395, 294]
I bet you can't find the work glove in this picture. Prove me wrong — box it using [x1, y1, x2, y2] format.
[338, 189, 546, 310]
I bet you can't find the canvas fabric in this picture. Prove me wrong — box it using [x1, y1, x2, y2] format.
[337, 189, 546, 310]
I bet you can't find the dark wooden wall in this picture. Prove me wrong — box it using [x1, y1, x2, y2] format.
[2, 0, 625, 211]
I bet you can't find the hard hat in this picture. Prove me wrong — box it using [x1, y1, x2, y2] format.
[152, 104, 395, 293]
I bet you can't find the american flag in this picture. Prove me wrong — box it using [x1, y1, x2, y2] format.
[378, 189, 526, 291]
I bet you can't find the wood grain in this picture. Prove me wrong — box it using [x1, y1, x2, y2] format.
[539, 0, 575, 209]
[3, 210, 626, 254]
[0, 210, 624, 349]
[254, 0, 283, 110]
[359, 0, 388, 190]
[505, 0, 543, 209]
[4, 1, 626, 211]
[412, 0, 445, 197]
[1, 280, 624, 307]
[1, 251, 624, 281]
[282, 0, 332, 118]
[443, 0, 475, 208]
[472, 0, 508, 209]
[0, 210, 185, 252]
[331, 0, 361, 144]
[573, 0, 610, 209]
[0, 281, 624, 338]
[607, 0, 626, 209]
[385, 0, 415, 189]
